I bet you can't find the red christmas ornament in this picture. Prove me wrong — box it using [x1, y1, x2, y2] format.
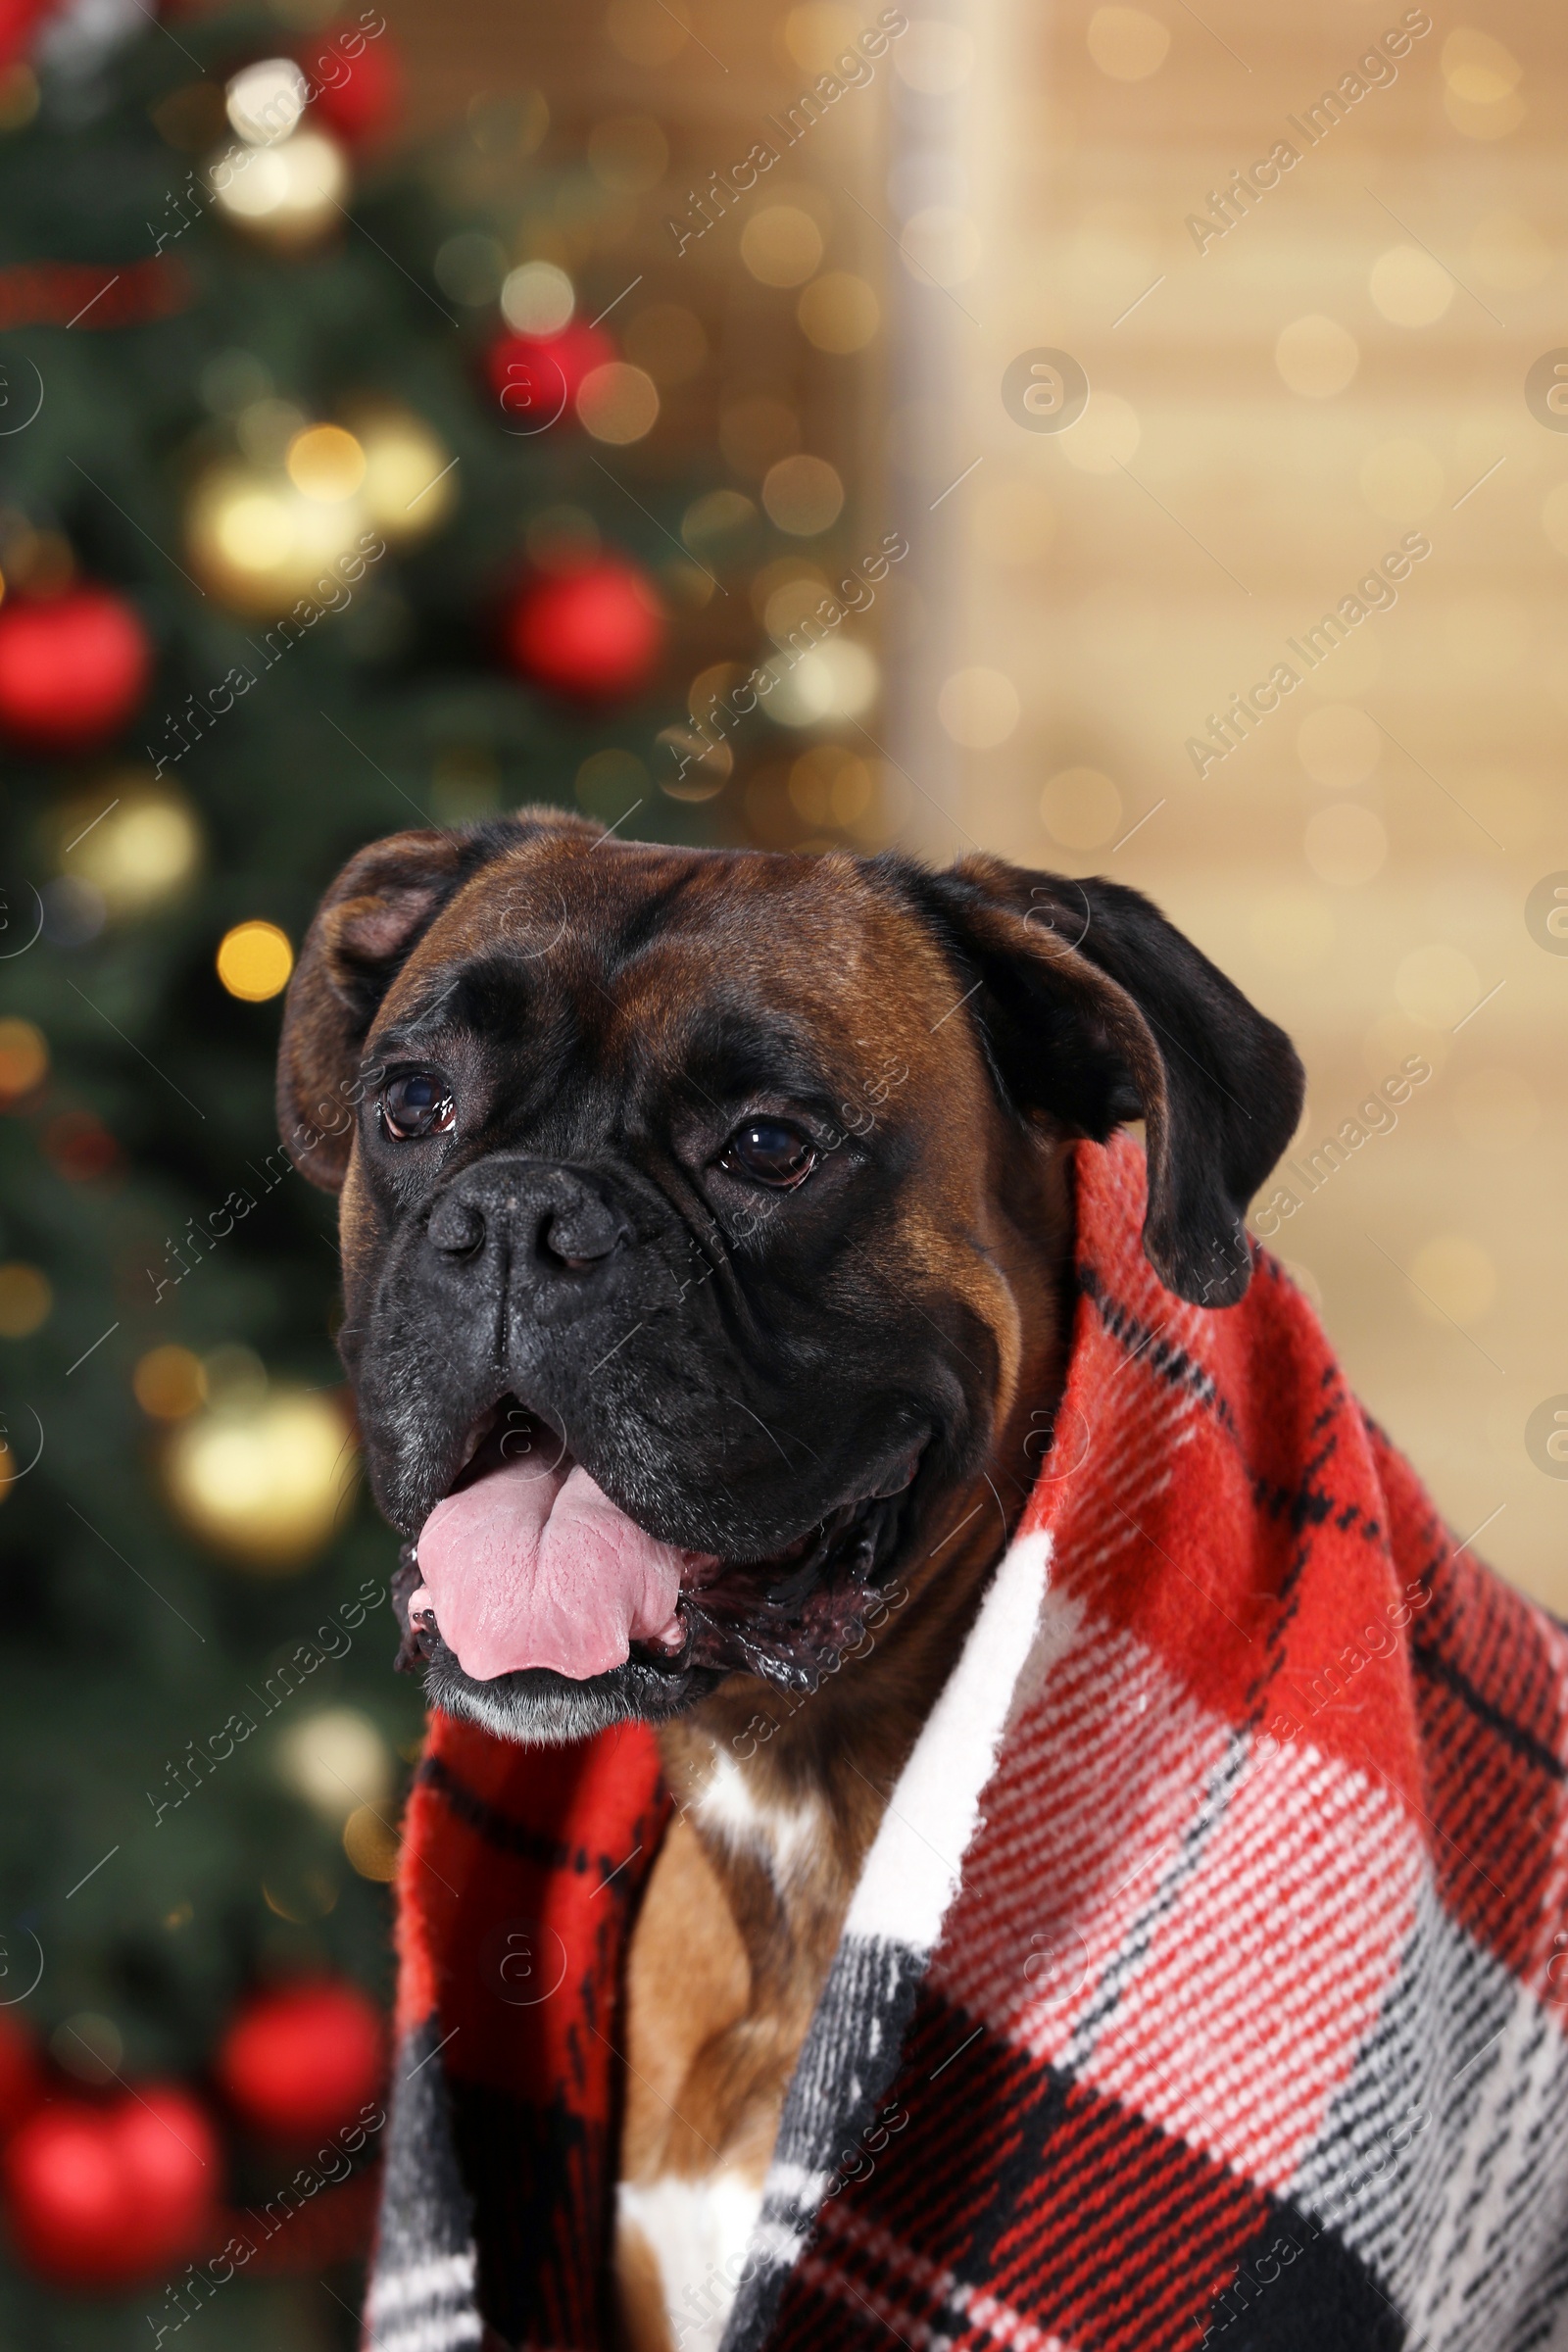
[505, 558, 666, 704]
[304, 24, 403, 145]
[485, 322, 613, 428]
[216, 1982, 384, 2144]
[2, 2085, 218, 2287]
[0, 2013, 43, 2142]
[0, 585, 152, 752]
[0, 0, 58, 74]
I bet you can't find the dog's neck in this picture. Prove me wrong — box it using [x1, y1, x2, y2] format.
[614, 1135, 1074, 2350]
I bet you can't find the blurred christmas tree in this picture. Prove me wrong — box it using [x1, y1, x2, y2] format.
[0, 0, 764, 2339]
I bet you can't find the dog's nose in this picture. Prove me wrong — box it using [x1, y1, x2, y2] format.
[425, 1162, 631, 1280]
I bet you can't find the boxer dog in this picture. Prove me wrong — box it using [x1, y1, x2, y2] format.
[277, 807, 1305, 2346]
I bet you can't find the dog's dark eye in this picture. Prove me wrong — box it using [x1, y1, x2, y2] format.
[720, 1120, 817, 1189]
[381, 1072, 455, 1141]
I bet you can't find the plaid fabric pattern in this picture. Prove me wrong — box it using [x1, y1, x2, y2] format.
[368, 1136, 1568, 2352]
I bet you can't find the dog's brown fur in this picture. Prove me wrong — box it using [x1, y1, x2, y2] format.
[275, 810, 1302, 2348]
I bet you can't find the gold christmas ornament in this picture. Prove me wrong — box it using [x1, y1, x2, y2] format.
[164, 1384, 354, 1571]
[56, 775, 202, 917]
[209, 125, 349, 250]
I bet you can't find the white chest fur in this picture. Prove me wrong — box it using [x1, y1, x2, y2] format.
[616, 2170, 762, 2352]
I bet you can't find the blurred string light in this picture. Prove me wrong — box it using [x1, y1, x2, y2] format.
[741, 205, 823, 287]
[133, 1344, 207, 1420]
[210, 57, 347, 249]
[224, 58, 308, 146]
[56, 779, 202, 920]
[798, 272, 880, 353]
[1040, 765, 1121, 849]
[938, 665, 1020, 750]
[604, 0, 688, 66]
[760, 455, 844, 536]
[210, 126, 349, 246]
[1441, 27, 1523, 138]
[1275, 315, 1359, 398]
[576, 361, 660, 445]
[500, 260, 574, 335]
[274, 1707, 393, 1823]
[217, 920, 293, 1002]
[163, 1376, 353, 1571]
[186, 404, 450, 613]
[0, 1019, 47, 1103]
[765, 637, 879, 726]
[1084, 6, 1168, 80]
[0, 1263, 51, 1339]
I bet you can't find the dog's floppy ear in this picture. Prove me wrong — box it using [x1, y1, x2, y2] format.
[902, 854, 1304, 1305]
[276, 808, 594, 1192]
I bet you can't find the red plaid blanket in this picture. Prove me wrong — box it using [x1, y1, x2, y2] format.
[368, 1136, 1568, 2352]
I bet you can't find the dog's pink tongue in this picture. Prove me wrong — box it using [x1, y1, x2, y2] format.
[412, 1458, 685, 1682]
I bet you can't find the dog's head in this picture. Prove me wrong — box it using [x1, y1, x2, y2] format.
[277, 810, 1301, 1743]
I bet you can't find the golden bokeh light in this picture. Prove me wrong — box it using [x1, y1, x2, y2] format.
[285, 423, 367, 502]
[783, 2, 858, 72]
[1275, 315, 1359, 397]
[133, 1344, 208, 1421]
[798, 271, 880, 353]
[353, 407, 457, 543]
[740, 205, 824, 288]
[575, 361, 660, 445]
[1368, 245, 1454, 327]
[0, 1018, 48, 1102]
[1059, 392, 1140, 473]
[61, 782, 203, 917]
[0, 1263, 51, 1340]
[164, 1386, 353, 1570]
[788, 745, 875, 829]
[1040, 766, 1122, 849]
[343, 1802, 401, 1881]
[681, 489, 755, 553]
[210, 127, 348, 248]
[760, 453, 844, 536]
[217, 919, 294, 1002]
[500, 259, 573, 335]
[938, 666, 1021, 751]
[604, 0, 687, 66]
[275, 1707, 393, 1823]
[1086, 6, 1170, 79]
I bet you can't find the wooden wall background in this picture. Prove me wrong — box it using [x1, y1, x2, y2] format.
[377, 0, 1566, 1607]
